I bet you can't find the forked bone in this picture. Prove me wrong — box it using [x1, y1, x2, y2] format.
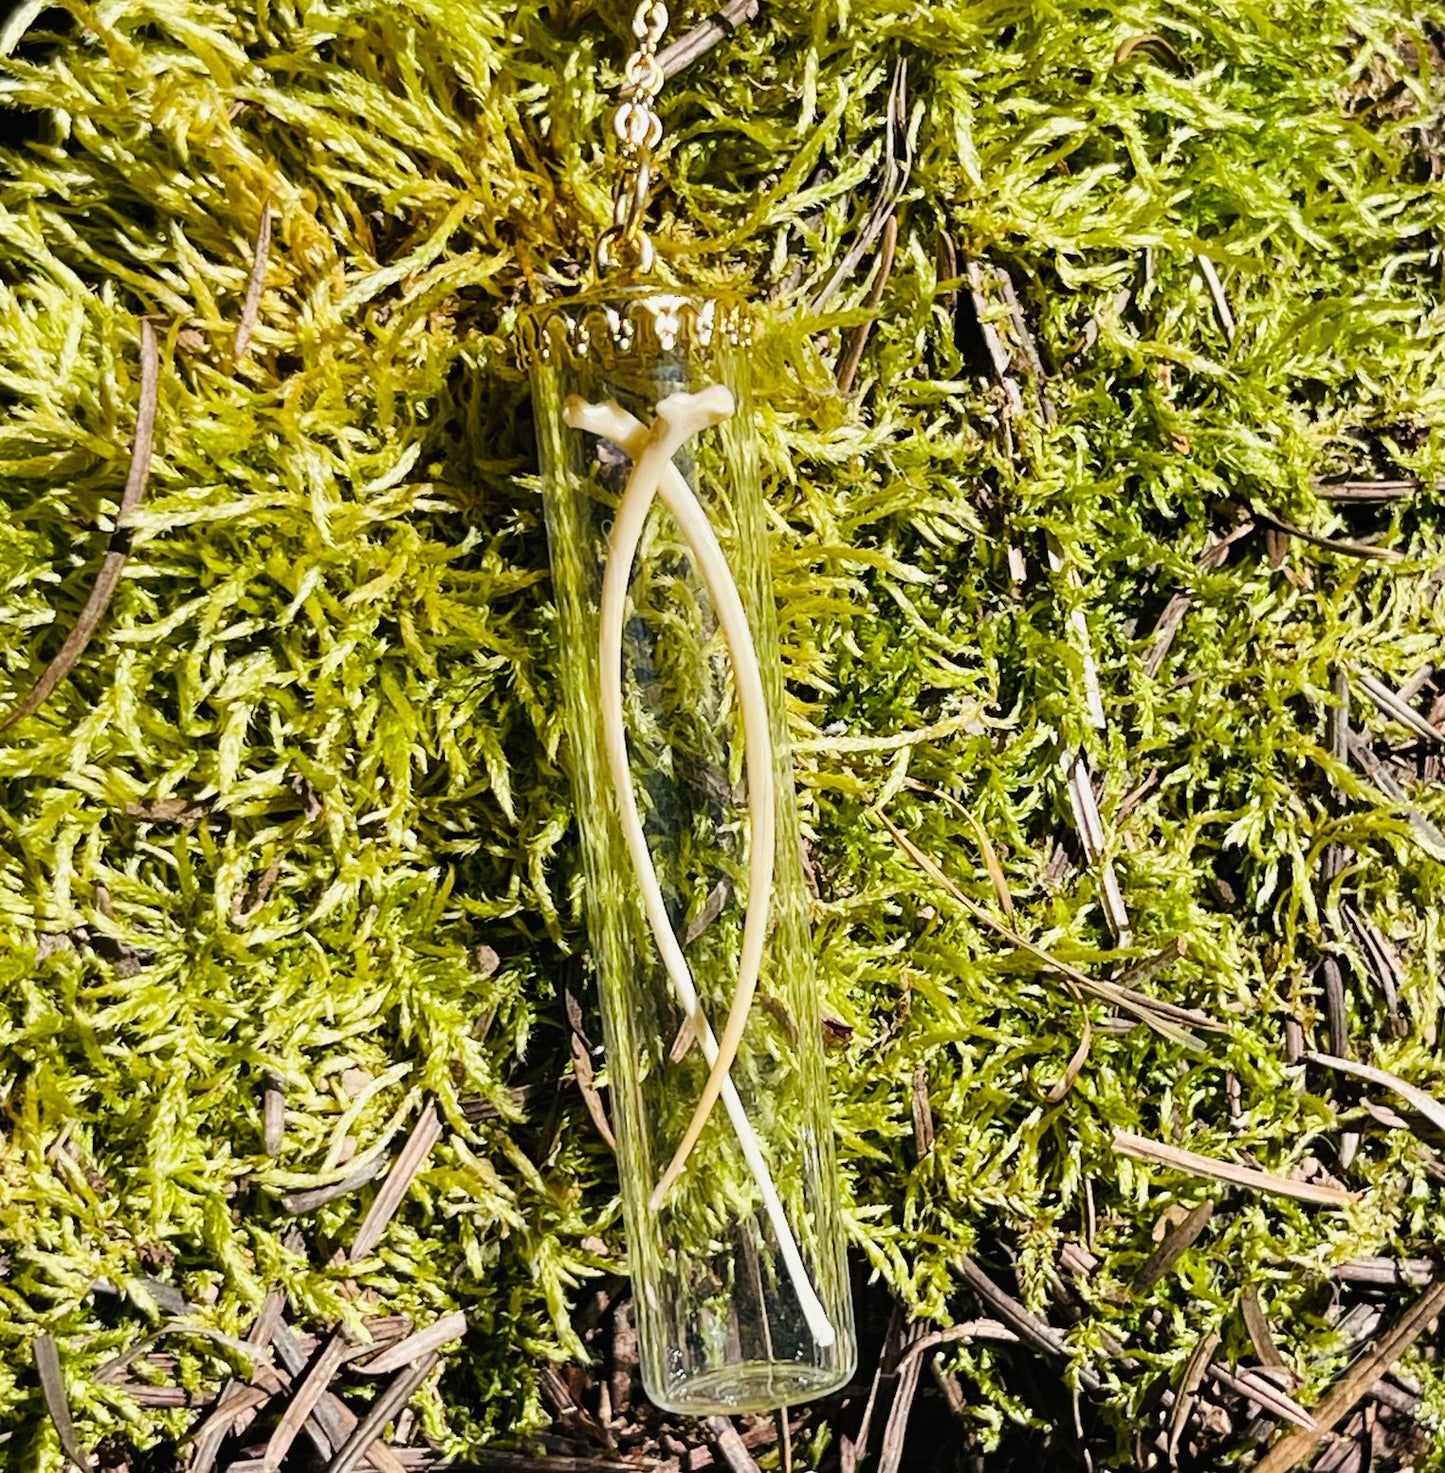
[563, 388, 835, 1349]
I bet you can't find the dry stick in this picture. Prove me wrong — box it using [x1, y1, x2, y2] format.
[1322, 956, 1349, 1060]
[835, 213, 898, 394]
[893, 1319, 1021, 1375]
[707, 1416, 763, 1473]
[1241, 1287, 1294, 1380]
[1113, 1130, 1354, 1206]
[272, 1323, 405, 1473]
[1312, 479, 1428, 501]
[1252, 1277, 1445, 1473]
[349, 1102, 444, 1262]
[1303, 1051, 1445, 1138]
[842, 1307, 903, 1473]
[1195, 254, 1236, 342]
[1343, 905, 1405, 1034]
[190, 1288, 285, 1473]
[1144, 520, 1257, 676]
[957, 1256, 1103, 1393]
[1063, 748, 1132, 945]
[354, 1311, 466, 1378]
[1169, 1327, 1221, 1462]
[1334, 1257, 1436, 1287]
[263, 1329, 351, 1472]
[878, 809, 1215, 1049]
[263, 1076, 286, 1157]
[1346, 731, 1445, 857]
[1045, 1016, 1094, 1103]
[564, 988, 616, 1150]
[1354, 670, 1445, 745]
[877, 1324, 926, 1473]
[324, 1351, 439, 1473]
[465, 1456, 654, 1473]
[1, 319, 159, 731]
[283, 1153, 389, 1215]
[656, 0, 759, 78]
[930, 1356, 971, 1433]
[1130, 1198, 1215, 1295]
[1115, 936, 1188, 992]
[34, 1334, 90, 1471]
[811, 57, 911, 311]
[1207, 1364, 1316, 1431]
[1253, 509, 1403, 563]
[911, 1060, 935, 1158]
[233, 200, 272, 360]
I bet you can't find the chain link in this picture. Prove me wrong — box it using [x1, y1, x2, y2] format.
[596, 0, 668, 276]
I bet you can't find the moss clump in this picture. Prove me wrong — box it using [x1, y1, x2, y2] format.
[1, 0, 1443, 1466]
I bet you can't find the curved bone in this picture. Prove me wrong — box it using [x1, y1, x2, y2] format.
[565, 392, 776, 1208]
[564, 389, 834, 1349]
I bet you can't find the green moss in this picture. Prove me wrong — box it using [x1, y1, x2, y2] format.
[1, 0, 1443, 1464]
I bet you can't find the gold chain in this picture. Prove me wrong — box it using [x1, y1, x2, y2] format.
[595, 0, 668, 276]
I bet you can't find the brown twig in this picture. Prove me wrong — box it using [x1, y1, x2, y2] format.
[34, 1335, 90, 1471]
[1341, 906, 1404, 1035]
[1112, 1130, 1354, 1206]
[1130, 1198, 1215, 1295]
[283, 1154, 389, 1215]
[324, 1351, 439, 1473]
[1168, 1327, 1220, 1461]
[841, 1307, 903, 1473]
[835, 213, 898, 394]
[707, 1416, 762, 1473]
[1, 319, 160, 730]
[1253, 510, 1402, 563]
[271, 1320, 406, 1473]
[565, 989, 616, 1151]
[464, 1456, 657, 1473]
[354, 1312, 466, 1377]
[1208, 1363, 1315, 1431]
[234, 200, 272, 360]
[1241, 1288, 1293, 1380]
[349, 1101, 444, 1261]
[188, 1290, 285, 1473]
[877, 1323, 926, 1473]
[1251, 1277, 1445, 1473]
[1304, 1050, 1445, 1138]
[877, 809, 1215, 1048]
[958, 1256, 1103, 1392]
[263, 1329, 352, 1472]
[812, 58, 911, 312]
[1195, 255, 1236, 343]
[893, 1318, 1020, 1375]
[1142, 522, 1256, 676]
[1346, 731, 1445, 857]
[1354, 670, 1445, 745]
[1333, 1257, 1436, 1287]
[1046, 1016, 1094, 1102]
[1313, 478, 1442, 501]
[656, 0, 759, 79]
[911, 1061, 935, 1159]
[264, 1077, 286, 1157]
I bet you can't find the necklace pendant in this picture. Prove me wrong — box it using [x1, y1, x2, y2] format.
[524, 287, 856, 1413]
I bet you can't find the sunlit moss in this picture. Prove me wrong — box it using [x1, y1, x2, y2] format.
[1, 0, 1443, 1463]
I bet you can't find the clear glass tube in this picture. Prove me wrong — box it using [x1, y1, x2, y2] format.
[524, 288, 855, 1414]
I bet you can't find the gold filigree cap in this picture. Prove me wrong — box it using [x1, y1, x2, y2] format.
[517, 285, 756, 370]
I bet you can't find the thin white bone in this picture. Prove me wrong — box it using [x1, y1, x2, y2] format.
[564, 389, 835, 1349]
[565, 394, 775, 1206]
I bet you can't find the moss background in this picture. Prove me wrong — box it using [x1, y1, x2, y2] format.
[2, 0, 1445, 1467]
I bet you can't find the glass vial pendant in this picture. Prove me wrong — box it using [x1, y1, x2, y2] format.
[523, 287, 856, 1414]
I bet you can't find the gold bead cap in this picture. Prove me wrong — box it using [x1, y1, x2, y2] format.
[517, 286, 756, 371]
